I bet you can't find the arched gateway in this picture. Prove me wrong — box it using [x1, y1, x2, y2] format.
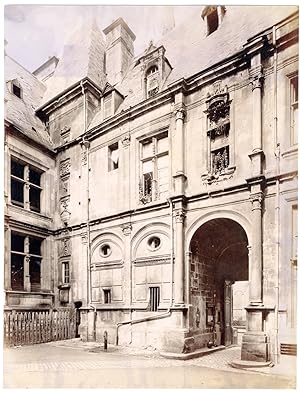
[187, 218, 249, 349]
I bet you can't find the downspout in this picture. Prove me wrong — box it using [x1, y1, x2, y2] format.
[115, 198, 174, 346]
[80, 81, 96, 340]
[272, 26, 280, 364]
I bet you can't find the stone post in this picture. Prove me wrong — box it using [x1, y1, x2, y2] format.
[174, 209, 185, 305]
[224, 280, 233, 346]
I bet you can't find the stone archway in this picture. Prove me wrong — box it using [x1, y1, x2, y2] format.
[188, 218, 249, 349]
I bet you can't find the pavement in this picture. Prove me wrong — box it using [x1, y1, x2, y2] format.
[3, 338, 297, 389]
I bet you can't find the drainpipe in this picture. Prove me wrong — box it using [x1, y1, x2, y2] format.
[80, 80, 96, 340]
[115, 199, 175, 346]
[273, 26, 280, 364]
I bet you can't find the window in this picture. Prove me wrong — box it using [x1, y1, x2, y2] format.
[202, 5, 226, 36]
[12, 80, 22, 98]
[103, 289, 112, 304]
[11, 232, 42, 292]
[139, 132, 169, 204]
[149, 287, 160, 311]
[108, 142, 119, 171]
[100, 244, 112, 257]
[10, 158, 42, 213]
[104, 95, 112, 119]
[290, 75, 298, 145]
[147, 236, 161, 251]
[62, 261, 70, 284]
[207, 8, 218, 35]
[146, 65, 159, 98]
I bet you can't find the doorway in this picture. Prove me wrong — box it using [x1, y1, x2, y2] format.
[189, 218, 249, 347]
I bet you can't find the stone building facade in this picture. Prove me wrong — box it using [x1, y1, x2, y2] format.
[4, 5, 298, 363]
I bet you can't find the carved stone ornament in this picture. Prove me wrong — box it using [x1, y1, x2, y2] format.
[59, 159, 70, 178]
[175, 209, 186, 223]
[81, 231, 88, 244]
[60, 237, 71, 257]
[122, 223, 132, 236]
[60, 197, 71, 223]
[81, 150, 87, 166]
[60, 176, 70, 197]
[121, 135, 131, 148]
[250, 192, 264, 210]
[175, 108, 186, 121]
[60, 126, 71, 143]
[205, 93, 231, 139]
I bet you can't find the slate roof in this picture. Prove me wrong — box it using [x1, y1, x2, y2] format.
[87, 5, 297, 130]
[4, 55, 54, 149]
[40, 16, 106, 106]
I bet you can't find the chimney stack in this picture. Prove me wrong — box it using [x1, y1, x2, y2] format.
[103, 17, 136, 85]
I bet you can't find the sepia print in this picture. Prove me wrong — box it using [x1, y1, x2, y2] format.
[3, 2, 298, 389]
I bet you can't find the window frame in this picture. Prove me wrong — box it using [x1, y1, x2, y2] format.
[108, 142, 119, 171]
[139, 131, 169, 204]
[10, 157, 43, 214]
[290, 73, 298, 146]
[10, 231, 43, 292]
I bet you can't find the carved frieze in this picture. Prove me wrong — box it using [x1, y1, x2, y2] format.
[175, 209, 186, 224]
[81, 150, 87, 166]
[250, 192, 264, 210]
[60, 197, 71, 224]
[60, 176, 70, 198]
[60, 237, 71, 257]
[59, 159, 70, 178]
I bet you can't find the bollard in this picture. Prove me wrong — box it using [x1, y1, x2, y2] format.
[103, 330, 108, 352]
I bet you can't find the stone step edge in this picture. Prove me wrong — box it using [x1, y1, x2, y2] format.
[160, 345, 226, 360]
[230, 360, 272, 369]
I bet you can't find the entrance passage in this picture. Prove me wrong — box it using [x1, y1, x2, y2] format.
[189, 218, 249, 347]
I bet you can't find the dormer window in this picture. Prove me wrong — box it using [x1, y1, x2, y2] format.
[202, 5, 226, 36]
[12, 80, 22, 98]
[146, 65, 159, 98]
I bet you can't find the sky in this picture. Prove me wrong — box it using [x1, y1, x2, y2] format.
[4, 4, 201, 72]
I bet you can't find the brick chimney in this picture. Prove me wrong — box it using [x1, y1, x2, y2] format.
[103, 17, 136, 85]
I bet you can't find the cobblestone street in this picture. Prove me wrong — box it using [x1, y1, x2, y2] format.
[3, 340, 296, 388]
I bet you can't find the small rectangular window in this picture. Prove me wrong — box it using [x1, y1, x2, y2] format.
[108, 142, 119, 171]
[62, 261, 70, 284]
[103, 289, 111, 304]
[149, 287, 160, 311]
[12, 83, 21, 98]
[104, 95, 112, 119]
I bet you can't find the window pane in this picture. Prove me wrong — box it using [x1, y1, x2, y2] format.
[157, 136, 168, 154]
[142, 141, 152, 159]
[29, 168, 41, 186]
[29, 237, 42, 256]
[142, 160, 153, 174]
[11, 253, 24, 290]
[29, 186, 41, 212]
[11, 160, 24, 179]
[11, 179, 24, 207]
[30, 257, 41, 292]
[11, 233, 25, 252]
[12, 84, 21, 98]
[63, 262, 70, 284]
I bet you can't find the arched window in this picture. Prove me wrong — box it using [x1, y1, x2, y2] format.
[146, 65, 159, 98]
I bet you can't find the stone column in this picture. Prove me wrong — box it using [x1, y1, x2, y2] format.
[249, 192, 263, 305]
[224, 280, 233, 346]
[172, 94, 186, 196]
[248, 66, 264, 177]
[24, 236, 31, 292]
[174, 209, 185, 305]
